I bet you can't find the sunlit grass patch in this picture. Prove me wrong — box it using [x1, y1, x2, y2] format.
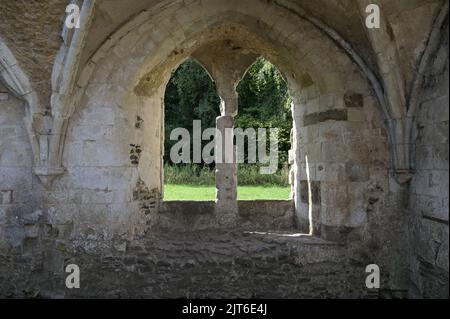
[164, 184, 291, 201]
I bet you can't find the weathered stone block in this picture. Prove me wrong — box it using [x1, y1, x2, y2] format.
[344, 93, 363, 108]
[346, 162, 369, 182]
[318, 122, 345, 143]
[299, 73, 314, 88]
[319, 94, 336, 111]
[299, 143, 321, 161]
[24, 225, 39, 239]
[299, 162, 316, 180]
[416, 194, 448, 222]
[298, 126, 319, 144]
[0, 167, 32, 190]
[0, 190, 13, 205]
[300, 180, 321, 205]
[316, 163, 345, 182]
[303, 109, 348, 126]
[68, 167, 110, 190]
[320, 142, 348, 163]
[432, 143, 449, 170]
[318, 109, 348, 123]
[347, 108, 365, 122]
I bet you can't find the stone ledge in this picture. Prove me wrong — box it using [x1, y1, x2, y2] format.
[158, 200, 295, 232]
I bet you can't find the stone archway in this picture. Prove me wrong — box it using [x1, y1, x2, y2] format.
[48, 0, 390, 242]
[1, 0, 447, 299]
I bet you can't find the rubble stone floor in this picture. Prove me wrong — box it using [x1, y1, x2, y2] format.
[1, 230, 375, 298]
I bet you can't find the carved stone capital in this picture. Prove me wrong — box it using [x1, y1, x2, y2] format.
[394, 169, 414, 185]
[34, 166, 66, 188]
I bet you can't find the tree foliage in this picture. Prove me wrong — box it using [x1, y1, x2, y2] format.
[164, 59, 220, 163]
[164, 57, 292, 168]
[236, 58, 292, 166]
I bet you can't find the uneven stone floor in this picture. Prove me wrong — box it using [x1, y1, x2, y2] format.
[0, 230, 380, 299]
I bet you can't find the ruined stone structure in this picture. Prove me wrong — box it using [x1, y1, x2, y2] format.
[0, 0, 448, 298]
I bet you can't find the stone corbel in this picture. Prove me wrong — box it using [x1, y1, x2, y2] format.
[0, 38, 64, 187]
[392, 1, 449, 185]
[391, 118, 414, 185]
[32, 116, 68, 187]
[34, 165, 66, 188]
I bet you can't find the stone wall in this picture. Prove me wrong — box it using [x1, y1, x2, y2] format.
[292, 72, 390, 242]
[41, 0, 394, 241]
[0, 230, 378, 299]
[50, 80, 148, 239]
[409, 21, 449, 298]
[0, 83, 39, 250]
[158, 200, 295, 232]
[0, 0, 448, 299]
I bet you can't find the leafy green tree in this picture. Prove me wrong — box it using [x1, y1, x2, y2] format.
[164, 57, 292, 171]
[164, 59, 220, 165]
[236, 58, 292, 167]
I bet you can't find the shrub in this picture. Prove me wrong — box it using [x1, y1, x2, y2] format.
[164, 164, 289, 187]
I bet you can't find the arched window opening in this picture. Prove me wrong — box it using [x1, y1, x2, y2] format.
[235, 57, 293, 200]
[163, 59, 221, 201]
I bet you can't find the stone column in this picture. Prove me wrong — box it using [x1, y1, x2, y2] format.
[215, 111, 238, 226]
[192, 40, 259, 227]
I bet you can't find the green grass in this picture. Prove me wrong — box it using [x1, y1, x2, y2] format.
[237, 186, 291, 200]
[164, 164, 290, 186]
[164, 184, 291, 201]
[164, 164, 291, 201]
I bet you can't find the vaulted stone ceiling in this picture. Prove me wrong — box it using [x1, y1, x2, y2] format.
[0, 0, 67, 108]
[0, 0, 443, 107]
